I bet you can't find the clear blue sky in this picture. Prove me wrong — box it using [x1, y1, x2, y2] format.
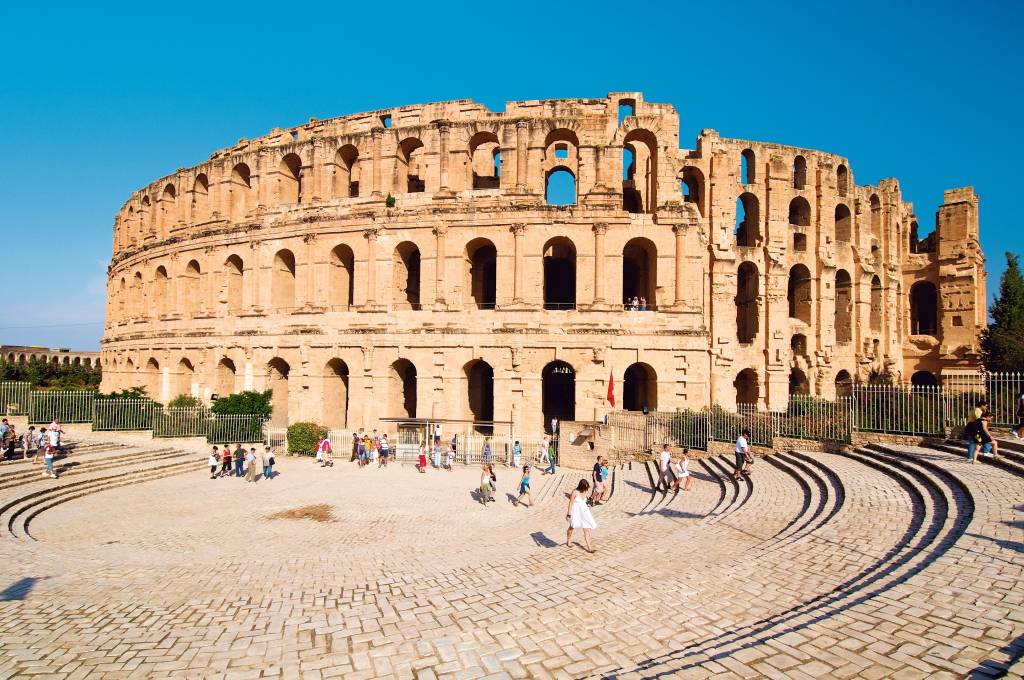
[2, 1, 1020, 350]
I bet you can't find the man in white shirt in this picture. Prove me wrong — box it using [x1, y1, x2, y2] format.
[734, 428, 751, 481]
[657, 444, 672, 493]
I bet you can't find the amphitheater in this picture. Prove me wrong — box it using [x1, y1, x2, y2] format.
[0, 434, 1021, 678]
[99, 92, 987, 431]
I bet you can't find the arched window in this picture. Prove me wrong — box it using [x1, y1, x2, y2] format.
[793, 155, 807, 190]
[230, 163, 251, 220]
[465, 359, 495, 422]
[465, 238, 497, 309]
[835, 204, 852, 242]
[118, 277, 126, 318]
[622, 237, 657, 308]
[133, 271, 145, 314]
[398, 138, 425, 193]
[267, 358, 290, 426]
[911, 371, 938, 388]
[835, 269, 853, 343]
[834, 369, 853, 397]
[793, 233, 807, 252]
[330, 244, 355, 309]
[392, 242, 421, 309]
[789, 369, 810, 396]
[623, 363, 657, 412]
[870, 275, 883, 333]
[192, 174, 210, 222]
[735, 193, 760, 247]
[736, 262, 760, 343]
[324, 358, 349, 428]
[869, 194, 882, 240]
[216, 357, 236, 397]
[333, 145, 359, 198]
[836, 164, 849, 196]
[788, 197, 811, 227]
[183, 260, 201, 316]
[910, 282, 938, 336]
[160, 184, 176, 233]
[146, 358, 161, 401]
[469, 132, 500, 189]
[622, 129, 658, 213]
[545, 167, 576, 206]
[272, 250, 296, 310]
[735, 368, 759, 406]
[787, 264, 812, 324]
[279, 153, 303, 204]
[542, 361, 575, 430]
[225, 255, 244, 313]
[741, 149, 755, 185]
[791, 333, 807, 355]
[543, 237, 576, 309]
[175, 358, 195, 399]
[389, 359, 417, 418]
[153, 266, 168, 317]
[681, 167, 705, 216]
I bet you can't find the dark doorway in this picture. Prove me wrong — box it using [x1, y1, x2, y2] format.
[542, 361, 575, 429]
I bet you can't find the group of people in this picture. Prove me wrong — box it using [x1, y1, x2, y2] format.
[207, 444, 275, 482]
[964, 400, 1001, 463]
[624, 296, 649, 311]
[656, 445, 697, 490]
[1, 417, 63, 478]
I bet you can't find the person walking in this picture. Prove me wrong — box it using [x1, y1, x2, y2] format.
[263, 445, 275, 479]
[1014, 389, 1024, 439]
[208, 446, 219, 479]
[482, 437, 492, 465]
[245, 447, 258, 482]
[657, 444, 672, 493]
[566, 479, 596, 552]
[512, 440, 522, 469]
[671, 449, 693, 492]
[379, 433, 390, 467]
[231, 444, 243, 477]
[589, 455, 606, 505]
[22, 426, 37, 461]
[221, 445, 233, 477]
[444, 442, 454, 471]
[513, 465, 532, 507]
[417, 439, 427, 473]
[42, 429, 58, 478]
[479, 464, 494, 505]
[734, 429, 751, 481]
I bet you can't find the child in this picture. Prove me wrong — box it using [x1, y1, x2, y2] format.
[479, 464, 493, 505]
[514, 465, 532, 507]
[417, 441, 427, 473]
[208, 446, 219, 479]
[512, 440, 522, 469]
[379, 434, 390, 467]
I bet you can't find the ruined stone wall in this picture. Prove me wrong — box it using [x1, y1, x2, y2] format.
[100, 92, 986, 431]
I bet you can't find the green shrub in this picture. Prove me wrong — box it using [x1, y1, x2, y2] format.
[287, 421, 327, 454]
[212, 390, 272, 417]
[167, 394, 203, 408]
[385, 193, 396, 208]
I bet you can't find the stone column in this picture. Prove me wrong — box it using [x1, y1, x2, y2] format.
[248, 240, 262, 312]
[363, 228, 379, 309]
[511, 223, 526, 304]
[256, 149, 272, 209]
[592, 223, 607, 305]
[371, 128, 383, 196]
[437, 122, 450, 191]
[515, 121, 528, 190]
[310, 139, 324, 202]
[674, 225, 686, 307]
[433, 224, 447, 308]
[302, 234, 317, 308]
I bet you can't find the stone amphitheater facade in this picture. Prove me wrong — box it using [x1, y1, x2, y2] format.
[100, 92, 987, 430]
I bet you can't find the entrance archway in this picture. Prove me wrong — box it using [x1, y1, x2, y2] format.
[543, 237, 576, 309]
[541, 361, 575, 431]
[735, 368, 759, 406]
[622, 238, 657, 308]
[267, 358, 290, 426]
[623, 363, 657, 412]
[465, 238, 497, 309]
[390, 359, 417, 418]
[465, 360, 494, 422]
[324, 359, 349, 428]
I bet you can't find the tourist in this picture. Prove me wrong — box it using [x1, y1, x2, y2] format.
[22, 426, 37, 461]
[639, 296, 647, 311]
[482, 437, 492, 465]
[657, 444, 672, 492]
[1015, 389, 1024, 439]
[351, 432, 359, 461]
[234, 444, 245, 477]
[671, 449, 693, 492]
[432, 439, 442, 469]
[379, 433, 390, 466]
[315, 436, 325, 466]
[734, 429, 751, 481]
[546, 438, 556, 475]
[221, 445, 233, 477]
[538, 436, 550, 472]
[566, 479, 596, 552]
[370, 437, 379, 466]
[444, 442, 454, 471]
[980, 413, 999, 458]
[323, 436, 334, 467]
[589, 455, 606, 505]
[244, 447, 257, 482]
[479, 464, 493, 505]
[263, 445, 275, 479]
[208, 446, 219, 479]
[355, 436, 365, 467]
[3, 424, 17, 459]
[0, 418, 8, 441]
[512, 440, 522, 469]
[35, 428, 46, 465]
[417, 440, 427, 473]
[48, 419, 63, 452]
[42, 440, 57, 478]
[514, 465, 532, 507]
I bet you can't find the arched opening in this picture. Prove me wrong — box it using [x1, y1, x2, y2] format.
[543, 237, 576, 309]
[793, 155, 807, 190]
[793, 233, 807, 252]
[910, 282, 938, 336]
[398, 138, 426, 193]
[192, 174, 210, 221]
[545, 167, 576, 206]
[623, 363, 657, 412]
[392, 242, 421, 309]
[279, 153, 303, 204]
[870, 275, 883, 333]
[835, 369, 853, 397]
[681, 166, 705, 216]
[323, 359, 349, 428]
[911, 371, 938, 388]
[225, 255, 244, 313]
[333, 145, 359, 198]
[622, 129, 658, 213]
[788, 197, 811, 227]
[330, 244, 355, 309]
[267, 358, 290, 426]
[469, 131, 500, 189]
[736, 262, 760, 344]
[133, 271, 145, 313]
[787, 264, 812, 324]
[17, 354, 25, 363]
[175, 358, 195, 399]
[272, 250, 296, 310]
[465, 238, 497, 309]
[735, 193, 760, 247]
[835, 204, 852, 242]
[118, 277, 126, 318]
[389, 359, 417, 418]
[789, 368, 810, 396]
[216, 357, 236, 397]
[183, 260, 201, 316]
[146, 358, 161, 401]
[141, 196, 152, 235]
[735, 368, 759, 406]
[791, 333, 807, 355]
[153, 266, 168, 317]
[622, 237, 657, 308]
[835, 269, 853, 343]
[836, 164, 849, 197]
[465, 359, 494, 422]
[869, 194, 882, 241]
[229, 163, 251, 220]
[741, 149, 756, 185]
[541, 361, 575, 430]
[160, 184, 176, 233]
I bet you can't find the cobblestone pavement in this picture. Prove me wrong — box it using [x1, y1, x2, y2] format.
[0, 437, 1021, 679]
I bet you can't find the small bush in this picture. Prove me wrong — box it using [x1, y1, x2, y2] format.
[212, 390, 273, 417]
[287, 421, 327, 454]
[167, 394, 203, 408]
[385, 193, 396, 208]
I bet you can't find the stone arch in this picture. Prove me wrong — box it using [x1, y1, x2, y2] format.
[543, 236, 576, 309]
[835, 269, 853, 343]
[175, 357, 195, 399]
[622, 128, 658, 213]
[160, 183, 176, 233]
[146, 358, 161, 400]
[330, 244, 355, 309]
[541, 360, 575, 431]
[267, 357, 290, 426]
[869, 194, 882, 241]
[735, 193, 760, 247]
[837, 164, 849, 196]
[192, 173, 210, 221]
[680, 166, 705, 217]
[118, 277, 126, 318]
[835, 204, 852, 242]
[323, 358, 350, 428]
[465, 359, 494, 422]
[389, 359, 417, 418]
[333, 144, 359, 198]
[216, 357, 236, 397]
[741, 148, 756, 185]
[791, 333, 808, 355]
[465, 238, 497, 309]
[910, 281, 938, 336]
[787, 264, 812, 324]
[736, 262, 759, 344]
[623, 362, 657, 412]
[133, 270, 145, 313]
[545, 167, 576, 206]
[183, 260, 201, 315]
[140, 195, 153, 236]
[469, 131, 500, 189]
[788, 196, 811, 227]
[789, 368, 810, 396]
[735, 368, 759, 406]
[229, 163, 251, 220]
[392, 241, 422, 309]
[911, 370, 938, 388]
[622, 237, 657, 308]
[278, 153, 303, 204]
[793, 155, 807, 190]
[271, 249, 296, 310]
[153, 266, 168, 317]
[870, 275, 883, 333]
[225, 254, 244, 313]
[397, 137, 426, 193]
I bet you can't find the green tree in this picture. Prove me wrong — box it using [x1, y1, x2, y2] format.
[981, 252, 1024, 372]
[167, 394, 203, 408]
[211, 390, 273, 417]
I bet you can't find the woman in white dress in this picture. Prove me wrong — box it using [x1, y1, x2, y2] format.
[566, 479, 597, 552]
[671, 448, 694, 492]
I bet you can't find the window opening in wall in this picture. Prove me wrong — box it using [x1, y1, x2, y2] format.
[380, 114, 391, 128]
[741, 149, 755, 185]
[793, 233, 807, 252]
[835, 269, 853, 343]
[469, 132, 501, 190]
[623, 362, 657, 412]
[542, 361, 575, 430]
[393, 242, 421, 309]
[787, 265, 812, 324]
[618, 99, 635, 126]
[735, 368, 759, 406]
[789, 369, 810, 396]
[911, 371, 938, 388]
[622, 238, 656, 309]
[837, 164, 849, 196]
[681, 167, 704, 217]
[324, 359, 349, 429]
[788, 197, 810, 227]
[466, 360, 495, 422]
[870, 275, 883, 333]
[389, 359, 417, 418]
[545, 168, 576, 206]
[736, 262, 759, 344]
[793, 155, 807, 190]
[735, 193, 760, 247]
[543, 237, 576, 309]
[466, 239, 497, 309]
[291, 131, 298, 141]
[835, 204, 852, 242]
[554, 144, 568, 159]
[791, 333, 807, 355]
[910, 282, 938, 336]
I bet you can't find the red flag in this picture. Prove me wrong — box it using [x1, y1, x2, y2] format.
[607, 367, 615, 407]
